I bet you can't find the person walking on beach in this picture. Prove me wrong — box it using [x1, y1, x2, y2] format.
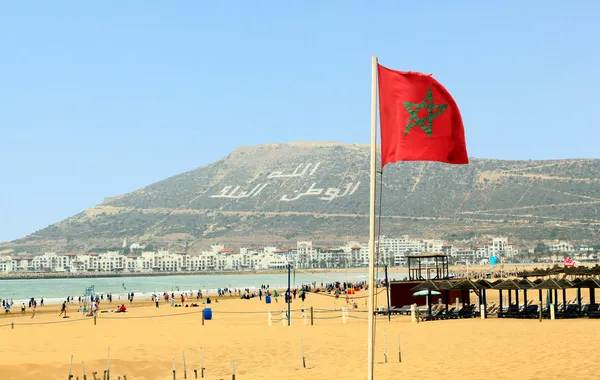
[31, 305, 36, 319]
[155, 295, 159, 308]
[59, 301, 67, 317]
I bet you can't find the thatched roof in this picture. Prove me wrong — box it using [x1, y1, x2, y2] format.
[519, 267, 549, 277]
[410, 280, 457, 292]
[435, 280, 456, 290]
[451, 279, 485, 290]
[574, 278, 600, 288]
[534, 278, 564, 290]
[556, 278, 575, 288]
[475, 279, 494, 289]
[410, 280, 441, 292]
[516, 278, 537, 289]
[492, 279, 527, 290]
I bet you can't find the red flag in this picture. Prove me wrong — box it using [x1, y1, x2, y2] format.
[564, 257, 575, 267]
[378, 64, 468, 167]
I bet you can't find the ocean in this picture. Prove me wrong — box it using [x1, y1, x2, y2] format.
[0, 268, 405, 305]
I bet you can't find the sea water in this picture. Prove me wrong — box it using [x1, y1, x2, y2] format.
[0, 268, 406, 305]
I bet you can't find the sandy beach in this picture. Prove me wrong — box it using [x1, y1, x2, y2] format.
[0, 285, 598, 380]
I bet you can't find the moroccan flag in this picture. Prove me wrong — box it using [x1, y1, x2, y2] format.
[378, 64, 468, 167]
[564, 257, 575, 267]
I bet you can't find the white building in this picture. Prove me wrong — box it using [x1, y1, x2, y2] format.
[549, 240, 575, 253]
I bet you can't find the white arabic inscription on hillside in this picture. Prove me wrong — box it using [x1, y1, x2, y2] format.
[210, 162, 361, 201]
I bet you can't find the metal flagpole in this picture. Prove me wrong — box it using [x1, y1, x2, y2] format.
[367, 54, 378, 380]
[385, 264, 391, 322]
[287, 263, 291, 326]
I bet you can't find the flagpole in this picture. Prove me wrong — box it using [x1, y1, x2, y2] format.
[367, 54, 378, 380]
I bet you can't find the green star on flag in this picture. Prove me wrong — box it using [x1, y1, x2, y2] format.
[401, 87, 447, 137]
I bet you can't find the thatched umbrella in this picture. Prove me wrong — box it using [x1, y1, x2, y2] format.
[572, 277, 600, 309]
[410, 280, 441, 292]
[409, 280, 453, 318]
[557, 278, 575, 312]
[475, 279, 494, 309]
[528, 267, 549, 277]
[535, 278, 564, 312]
[451, 279, 486, 310]
[516, 278, 536, 309]
[548, 265, 564, 275]
[493, 279, 527, 310]
[434, 280, 456, 313]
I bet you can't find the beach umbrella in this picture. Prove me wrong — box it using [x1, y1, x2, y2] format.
[413, 290, 441, 296]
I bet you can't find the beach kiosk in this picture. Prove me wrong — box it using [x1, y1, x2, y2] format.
[389, 253, 464, 311]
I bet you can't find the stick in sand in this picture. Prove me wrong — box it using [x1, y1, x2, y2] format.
[106, 347, 111, 380]
[183, 351, 187, 379]
[231, 360, 235, 380]
[301, 339, 306, 368]
[92, 371, 97, 380]
[172, 359, 176, 380]
[200, 347, 205, 378]
[69, 355, 73, 380]
[398, 335, 402, 363]
[383, 328, 388, 363]
[82, 361, 87, 380]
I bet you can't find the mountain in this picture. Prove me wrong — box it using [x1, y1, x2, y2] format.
[6, 142, 600, 253]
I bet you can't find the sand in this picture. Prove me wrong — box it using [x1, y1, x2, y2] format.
[0, 287, 599, 380]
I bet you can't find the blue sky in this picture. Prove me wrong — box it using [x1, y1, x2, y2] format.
[1, 1, 599, 242]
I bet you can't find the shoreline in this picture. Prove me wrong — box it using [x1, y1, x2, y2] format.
[0, 263, 544, 281]
[0, 268, 359, 281]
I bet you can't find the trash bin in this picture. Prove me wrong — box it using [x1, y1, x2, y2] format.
[203, 307, 212, 320]
[266, 295, 272, 304]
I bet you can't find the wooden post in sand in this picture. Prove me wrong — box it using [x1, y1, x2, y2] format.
[82, 361, 87, 380]
[183, 352, 187, 379]
[11, 322, 14, 329]
[202, 311, 205, 326]
[301, 339, 306, 368]
[231, 360, 236, 380]
[193, 369, 198, 379]
[310, 306, 313, 326]
[397, 335, 402, 363]
[94, 315, 97, 326]
[68, 355, 73, 380]
[384, 329, 388, 363]
[106, 347, 111, 380]
[172, 359, 176, 380]
[92, 371, 97, 380]
[200, 347, 205, 378]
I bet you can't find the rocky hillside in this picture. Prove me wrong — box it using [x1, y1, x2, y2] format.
[6, 142, 600, 253]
